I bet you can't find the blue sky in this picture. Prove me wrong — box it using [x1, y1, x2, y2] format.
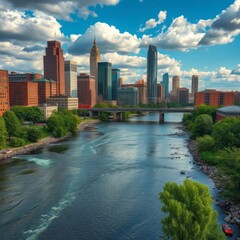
[0, 0, 239, 91]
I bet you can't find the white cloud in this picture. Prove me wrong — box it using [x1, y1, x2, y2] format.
[139, 11, 167, 32]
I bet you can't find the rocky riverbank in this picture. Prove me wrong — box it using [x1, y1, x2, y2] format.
[0, 119, 100, 163]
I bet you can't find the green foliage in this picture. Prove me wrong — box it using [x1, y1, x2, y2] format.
[159, 179, 225, 240]
[192, 114, 213, 138]
[212, 117, 240, 149]
[11, 106, 42, 123]
[0, 117, 7, 148]
[200, 151, 218, 166]
[182, 113, 193, 129]
[9, 137, 25, 147]
[197, 135, 215, 152]
[122, 112, 130, 120]
[193, 104, 216, 121]
[3, 111, 21, 139]
[26, 126, 42, 142]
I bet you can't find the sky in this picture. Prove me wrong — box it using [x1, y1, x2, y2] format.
[0, 0, 240, 91]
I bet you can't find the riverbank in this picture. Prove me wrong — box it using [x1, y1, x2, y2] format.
[0, 119, 100, 162]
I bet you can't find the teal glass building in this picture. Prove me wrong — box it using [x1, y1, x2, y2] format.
[112, 68, 120, 100]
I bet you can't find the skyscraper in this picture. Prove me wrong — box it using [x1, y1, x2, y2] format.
[172, 75, 180, 97]
[112, 68, 120, 100]
[98, 62, 112, 101]
[64, 60, 78, 97]
[90, 39, 100, 98]
[147, 45, 158, 103]
[0, 70, 10, 116]
[192, 75, 199, 94]
[162, 73, 169, 98]
[44, 41, 65, 96]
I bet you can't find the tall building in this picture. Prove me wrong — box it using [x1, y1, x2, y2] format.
[77, 73, 96, 107]
[112, 69, 120, 100]
[98, 62, 112, 101]
[157, 84, 165, 103]
[117, 87, 139, 106]
[172, 75, 180, 97]
[162, 73, 169, 98]
[44, 41, 65, 96]
[65, 60, 77, 97]
[191, 75, 199, 95]
[90, 39, 100, 98]
[147, 45, 158, 103]
[178, 88, 189, 104]
[0, 70, 10, 116]
[195, 90, 234, 107]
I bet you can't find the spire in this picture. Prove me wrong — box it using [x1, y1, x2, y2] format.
[93, 36, 96, 46]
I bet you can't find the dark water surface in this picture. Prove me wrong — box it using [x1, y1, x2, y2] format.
[0, 113, 234, 239]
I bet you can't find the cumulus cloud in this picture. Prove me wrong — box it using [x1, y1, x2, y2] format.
[68, 22, 141, 55]
[139, 11, 167, 32]
[231, 64, 240, 75]
[199, 0, 240, 45]
[0, 0, 120, 20]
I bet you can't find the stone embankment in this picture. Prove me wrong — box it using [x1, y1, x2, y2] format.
[187, 139, 240, 226]
[0, 119, 99, 163]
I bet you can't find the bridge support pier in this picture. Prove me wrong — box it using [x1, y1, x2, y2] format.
[159, 112, 164, 124]
[116, 112, 123, 121]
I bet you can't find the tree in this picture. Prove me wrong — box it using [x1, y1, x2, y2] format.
[26, 126, 42, 142]
[197, 135, 215, 152]
[0, 117, 7, 148]
[160, 179, 225, 240]
[26, 106, 42, 123]
[3, 111, 21, 139]
[193, 104, 216, 121]
[192, 114, 213, 138]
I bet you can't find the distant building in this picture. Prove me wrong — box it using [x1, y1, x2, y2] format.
[195, 90, 234, 107]
[157, 84, 165, 103]
[112, 69, 120, 100]
[77, 73, 96, 107]
[0, 70, 10, 116]
[46, 96, 78, 110]
[64, 60, 77, 97]
[9, 72, 42, 82]
[98, 62, 112, 101]
[162, 73, 169, 98]
[216, 106, 240, 121]
[178, 88, 189, 104]
[172, 75, 180, 97]
[117, 87, 139, 106]
[191, 75, 199, 95]
[90, 39, 100, 98]
[39, 105, 58, 120]
[44, 41, 65, 96]
[119, 77, 123, 86]
[234, 91, 240, 105]
[147, 45, 157, 103]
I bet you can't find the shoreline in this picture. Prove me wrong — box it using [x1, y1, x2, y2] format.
[0, 119, 100, 163]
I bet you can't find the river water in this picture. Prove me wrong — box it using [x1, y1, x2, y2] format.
[0, 113, 233, 239]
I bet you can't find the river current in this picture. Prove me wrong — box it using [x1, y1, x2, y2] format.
[0, 113, 231, 239]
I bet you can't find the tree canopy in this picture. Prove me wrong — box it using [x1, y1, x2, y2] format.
[3, 111, 21, 139]
[159, 179, 225, 240]
[192, 114, 213, 138]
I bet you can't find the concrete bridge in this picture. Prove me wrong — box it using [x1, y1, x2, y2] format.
[82, 107, 195, 123]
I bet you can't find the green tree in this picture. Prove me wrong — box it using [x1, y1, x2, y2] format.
[26, 126, 42, 142]
[192, 114, 213, 138]
[3, 111, 21, 139]
[193, 104, 216, 121]
[212, 117, 240, 149]
[0, 117, 7, 148]
[26, 106, 42, 123]
[197, 135, 215, 152]
[160, 179, 225, 240]
[11, 106, 28, 122]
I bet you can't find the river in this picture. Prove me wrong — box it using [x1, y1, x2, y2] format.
[0, 113, 234, 239]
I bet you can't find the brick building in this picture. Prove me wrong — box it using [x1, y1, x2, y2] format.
[178, 88, 189, 104]
[0, 70, 10, 116]
[216, 106, 240, 121]
[195, 90, 234, 107]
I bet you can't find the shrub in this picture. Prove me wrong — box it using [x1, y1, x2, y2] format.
[10, 137, 25, 147]
[197, 135, 215, 152]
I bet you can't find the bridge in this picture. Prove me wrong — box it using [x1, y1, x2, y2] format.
[82, 107, 195, 123]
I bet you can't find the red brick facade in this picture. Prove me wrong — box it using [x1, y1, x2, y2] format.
[0, 70, 10, 116]
[38, 81, 57, 104]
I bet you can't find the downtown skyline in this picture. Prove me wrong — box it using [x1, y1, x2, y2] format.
[0, 0, 240, 91]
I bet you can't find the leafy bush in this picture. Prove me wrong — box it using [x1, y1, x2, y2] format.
[192, 114, 213, 138]
[197, 135, 215, 152]
[200, 151, 218, 166]
[10, 137, 25, 147]
[26, 127, 42, 142]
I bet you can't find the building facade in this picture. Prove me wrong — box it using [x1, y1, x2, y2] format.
[90, 39, 100, 98]
[44, 41, 65, 96]
[117, 87, 139, 106]
[112, 69, 120, 100]
[98, 62, 112, 101]
[46, 96, 78, 110]
[191, 75, 199, 96]
[77, 73, 96, 107]
[39, 105, 58, 120]
[172, 75, 180, 97]
[195, 90, 235, 107]
[177, 88, 189, 104]
[147, 45, 157, 103]
[162, 73, 169, 98]
[0, 70, 10, 116]
[157, 84, 165, 103]
[64, 60, 77, 97]
[216, 106, 240, 121]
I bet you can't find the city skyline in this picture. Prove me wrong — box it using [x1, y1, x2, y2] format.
[0, 0, 240, 91]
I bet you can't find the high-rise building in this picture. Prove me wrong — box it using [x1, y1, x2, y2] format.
[192, 75, 199, 94]
[178, 88, 189, 104]
[90, 39, 100, 98]
[147, 45, 158, 103]
[117, 87, 139, 106]
[119, 77, 123, 86]
[112, 69, 120, 100]
[77, 73, 96, 107]
[0, 70, 10, 116]
[172, 75, 180, 97]
[65, 60, 77, 97]
[44, 41, 65, 96]
[157, 84, 165, 103]
[162, 73, 169, 98]
[98, 62, 112, 101]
